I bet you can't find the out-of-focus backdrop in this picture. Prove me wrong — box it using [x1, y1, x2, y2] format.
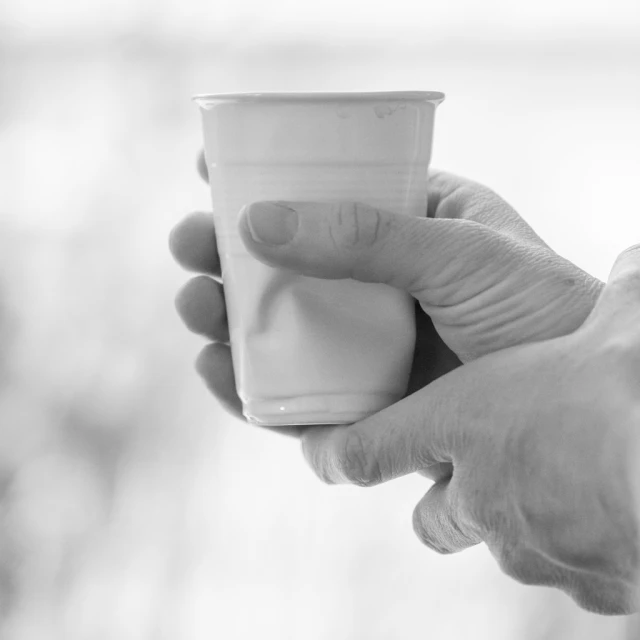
[1, 0, 639, 638]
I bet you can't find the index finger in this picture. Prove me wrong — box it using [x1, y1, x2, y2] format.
[427, 171, 547, 248]
[300, 370, 464, 487]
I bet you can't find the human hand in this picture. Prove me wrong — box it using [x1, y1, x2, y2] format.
[170, 153, 602, 418]
[232, 171, 602, 363]
[301, 245, 640, 615]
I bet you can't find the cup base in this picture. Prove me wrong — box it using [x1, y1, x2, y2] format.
[243, 393, 401, 427]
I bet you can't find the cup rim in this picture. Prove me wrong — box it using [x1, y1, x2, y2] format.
[193, 90, 445, 107]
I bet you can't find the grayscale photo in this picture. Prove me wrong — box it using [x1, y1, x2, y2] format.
[1, 0, 639, 638]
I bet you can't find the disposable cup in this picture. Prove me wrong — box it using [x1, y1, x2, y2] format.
[194, 91, 445, 426]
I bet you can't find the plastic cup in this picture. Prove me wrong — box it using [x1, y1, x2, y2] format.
[194, 91, 445, 426]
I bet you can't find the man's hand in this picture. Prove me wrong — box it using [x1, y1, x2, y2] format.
[234, 174, 602, 363]
[170, 156, 639, 612]
[300, 245, 640, 615]
[170, 154, 603, 413]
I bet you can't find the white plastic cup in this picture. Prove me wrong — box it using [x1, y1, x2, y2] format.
[194, 91, 445, 426]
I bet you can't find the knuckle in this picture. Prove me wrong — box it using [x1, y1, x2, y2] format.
[336, 430, 380, 487]
[412, 506, 456, 555]
[499, 556, 551, 587]
[440, 183, 492, 219]
[332, 202, 389, 249]
[493, 544, 558, 588]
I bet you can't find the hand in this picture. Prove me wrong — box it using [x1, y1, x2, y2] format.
[170, 152, 602, 419]
[300, 245, 640, 615]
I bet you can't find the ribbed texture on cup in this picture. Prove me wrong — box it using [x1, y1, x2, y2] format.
[211, 163, 429, 242]
[199, 99, 436, 165]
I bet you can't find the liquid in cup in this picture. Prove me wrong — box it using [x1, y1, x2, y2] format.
[194, 91, 445, 426]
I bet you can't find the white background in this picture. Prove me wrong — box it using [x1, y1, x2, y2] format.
[0, 0, 639, 638]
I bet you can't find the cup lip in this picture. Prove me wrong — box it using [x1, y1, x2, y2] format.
[193, 90, 445, 107]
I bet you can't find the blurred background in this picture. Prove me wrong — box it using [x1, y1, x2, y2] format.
[0, 0, 639, 638]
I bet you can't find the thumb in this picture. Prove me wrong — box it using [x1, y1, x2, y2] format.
[238, 200, 506, 300]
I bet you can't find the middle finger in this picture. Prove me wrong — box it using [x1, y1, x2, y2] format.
[427, 170, 547, 248]
[175, 275, 229, 342]
[169, 211, 221, 278]
[413, 477, 481, 554]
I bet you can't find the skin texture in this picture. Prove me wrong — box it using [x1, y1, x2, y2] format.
[171, 152, 603, 419]
[170, 152, 639, 613]
[300, 246, 640, 614]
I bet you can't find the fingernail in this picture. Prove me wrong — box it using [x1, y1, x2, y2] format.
[246, 202, 298, 245]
